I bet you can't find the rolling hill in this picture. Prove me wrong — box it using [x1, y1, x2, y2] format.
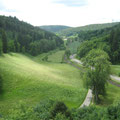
[40, 25, 71, 33]
[58, 22, 119, 37]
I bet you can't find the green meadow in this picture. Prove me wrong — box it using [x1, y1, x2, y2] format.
[111, 65, 120, 76]
[48, 50, 65, 63]
[0, 52, 87, 115]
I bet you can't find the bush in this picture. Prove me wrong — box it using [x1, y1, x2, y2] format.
[50, 101, 72, 120]
[34, 100, 54, 120]
[55, 113, 68, 120]
[118, 73, 120, 77]
[50, 101, 67, 118]
[7, 101, 39, 120]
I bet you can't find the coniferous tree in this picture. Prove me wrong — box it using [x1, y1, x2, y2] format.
[0, 39, 2, 54]
[14, 39, 19, 52]
[1, 30, 8, 53]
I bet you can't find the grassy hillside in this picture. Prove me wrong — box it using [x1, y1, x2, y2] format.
[58, 22, 119, 37]
[40, 25, 71, 33]
[0, 53, 87, 115]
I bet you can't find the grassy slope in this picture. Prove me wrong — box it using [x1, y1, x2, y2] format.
[0, 53, 87, 115]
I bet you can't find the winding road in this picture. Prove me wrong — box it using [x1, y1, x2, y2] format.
[70, 54, 120, 83]
[69, 54, 120, 108]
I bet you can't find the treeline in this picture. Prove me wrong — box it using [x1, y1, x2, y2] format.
[58, 22, 118, 37]
[76, 23, 120, 64]
[40, 25, 71, 33]
[1, 100, 120, 120]
[0, 15, 64, 56]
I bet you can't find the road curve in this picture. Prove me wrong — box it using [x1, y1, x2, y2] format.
[69, 54, 92, 108]
[79, 89, 92, 108]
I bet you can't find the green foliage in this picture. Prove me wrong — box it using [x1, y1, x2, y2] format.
[8, 101, 39, 120]
[34, 100, 54, 120]
[55, 113, 69, 120]
[109, 29, 120, 64]
[83, 49, 110, 103]
[119, 73, 120, 77]
[65, 49, 71, 59]
[67, 40, 81, 54]
[0, 15, 64, 56]
[77, 23, 120, 64]
[51, 101, 67, 117]
[77, 36, 110, 59]
[72, 106, 107, 120]
[0, 39, 2, 54]
[107, 103, 120, 120]
[0, 74, 3, 94]
[1, 30, 8, 53]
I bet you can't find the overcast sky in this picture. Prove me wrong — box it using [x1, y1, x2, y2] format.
[0, 0, 120, 27]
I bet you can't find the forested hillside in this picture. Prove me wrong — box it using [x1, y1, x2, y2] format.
[77, 23, 120, 64]
[59, 22, 119, 37]
[40, 25, 71, 33]
[0, 16, 64, 56]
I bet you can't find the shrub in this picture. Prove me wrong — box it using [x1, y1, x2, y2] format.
[55, 113, 68, 120]
[50, 101, 72, 120]
[118, 73, 120, 77]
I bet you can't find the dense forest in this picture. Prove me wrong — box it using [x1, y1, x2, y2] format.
[40, 25, 71, 33]
[77, 23, 120, 64]
[0, 15, 64, 56]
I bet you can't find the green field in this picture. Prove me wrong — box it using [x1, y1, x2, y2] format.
[48, 50, 64, 63]
[98, 83, 120, 106]
[111, 65, 120, 76]
[0, 52, 87, 115]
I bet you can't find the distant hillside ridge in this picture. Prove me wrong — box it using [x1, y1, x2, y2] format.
[40, 25, 72, 33]
[58, 22, 119, 37]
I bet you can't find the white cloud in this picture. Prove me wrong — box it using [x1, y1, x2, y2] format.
[0, 0, 120, 27]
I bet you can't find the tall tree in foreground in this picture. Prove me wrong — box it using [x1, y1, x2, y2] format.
[1, 30, 8, 53]
[83, 49, 110, 103]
